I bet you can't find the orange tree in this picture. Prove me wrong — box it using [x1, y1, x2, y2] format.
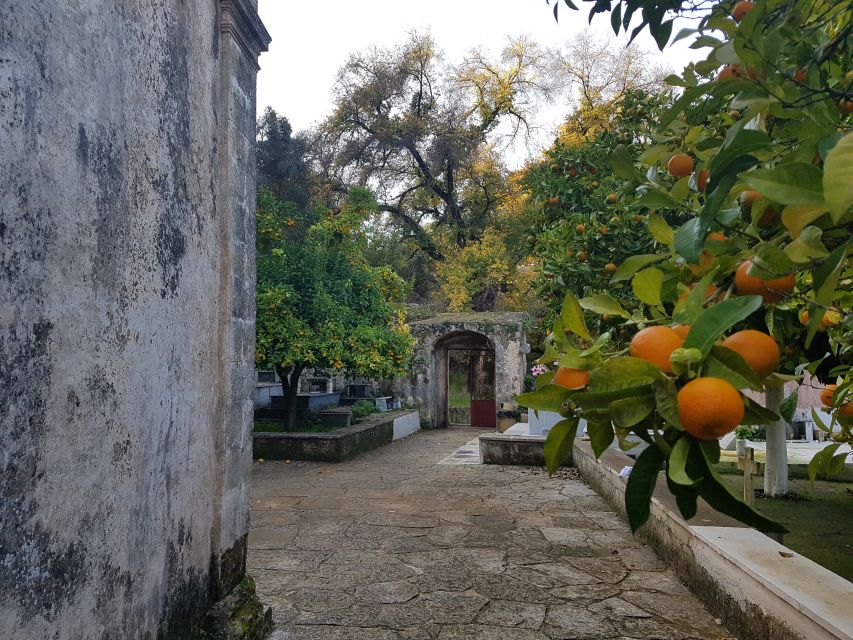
[521, 0, 852, 533]
[526, 89, 682, 335]
[256, 187, 414, 428]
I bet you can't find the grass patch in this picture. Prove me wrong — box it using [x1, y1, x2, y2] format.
[722, 474, 853, 582]
[448, 370, 470, 408]
[253, 419, 341, 433]
[253, 419, 286, 433]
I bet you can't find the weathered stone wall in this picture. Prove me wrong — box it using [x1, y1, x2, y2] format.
[0, 1, 268, 638]
[395, 313, 529, 428]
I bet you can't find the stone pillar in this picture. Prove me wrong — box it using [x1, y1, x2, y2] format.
[209, 0, 271, 600]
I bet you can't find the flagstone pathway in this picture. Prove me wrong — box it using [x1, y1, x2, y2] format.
[249, 427, 730, 639]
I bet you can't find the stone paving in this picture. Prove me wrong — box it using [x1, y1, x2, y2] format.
[249, 428, 730, 640]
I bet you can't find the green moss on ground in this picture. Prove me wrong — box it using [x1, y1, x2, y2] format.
[253, 419, 339, 433]
[722, 475, 853, 582]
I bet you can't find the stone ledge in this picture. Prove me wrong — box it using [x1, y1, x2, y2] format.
[573, 440, 853, 640]
[478, 433, 551, 466]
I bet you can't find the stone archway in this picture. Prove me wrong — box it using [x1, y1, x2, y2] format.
[395, 312, 529, 429]
[434, 330, 496, 428]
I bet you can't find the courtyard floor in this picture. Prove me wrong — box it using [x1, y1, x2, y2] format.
[249, 427, 729, 639]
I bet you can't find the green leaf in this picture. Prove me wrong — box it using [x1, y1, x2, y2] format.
[785, 226, 829, 264]
[704, 345, 764, 391]
[544, 418, 579, 476]
[573, 385, 655, 410]
[654, 379, 683, 429]
[808, 443, 841, 481]
[751, 242, 793, 279]
[807, 241, 850, 347]
[633, 190, 680, 209]
[517, 385, 571, 412]
[829, 451, 850, 476]
[579, 294, 630, 319]
[742, 396, 780, 425]
[709, 128, 771, 177]
[589, 357, 664, 392]
[668, 476, 700, 520]
[561, 291, 591, 342]
[610, 145, 641, 180]
[587, 419, 615, 458]
[739, 163, 825, 205]
[668, 436, 702, 486]
[698, 445, 787, 533]
[612, 254, 667, 282]
[610, 396, 656, 428]
[683, 296, 764, 356]
[624, 445, 665, 533]
[632, 268, 664, 306]
[781, 204, 828, 239]
[536, 339, 560, 365]
[823, 131, 853, 222]
[780, 390, 798, 423]
[674, 218, 704, 265]
[647, 212, 674, 246]
[535, 370, 555, 389]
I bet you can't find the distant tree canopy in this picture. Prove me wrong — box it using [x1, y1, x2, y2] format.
[257, 108, 310, 209]
[257, 32, 669, 313]
[309, 32, 554, 258]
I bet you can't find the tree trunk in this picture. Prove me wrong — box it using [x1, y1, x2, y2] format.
[763, 385, 788, 497]
[276, 365, 303, 430]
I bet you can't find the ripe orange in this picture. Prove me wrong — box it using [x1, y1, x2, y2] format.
[678, 283, 719, 303]
[799, 309, 826, 332]
[838, 99, 853, 114]
[546, 196, 560, 206]
[823, 309, 841, 327]
[734, 260, 795, 304]
[739, 190, 761, 211]
[565, 248, 574, 258]
[554, 367, 590, 390]
[732, 0, 755, 22]
[696, 169, 710, 192]
[707, 231, 726, 243]
[820, 384, 837, 407]
[575, 223, 587, 233]
[630, 326, 684, 373]
[577, 251, 588, 262]
[721, 330, 780, 378]
[678, 377, 745, 439]
[716, 65, 740, 81]
[604, 262, 618, 274]
[633, 214, 644, 222]
[607, 193, 618, 203]
[672, 324, 691, 339]
[667, 154, 694, 178]
[599, 226, 609, 234]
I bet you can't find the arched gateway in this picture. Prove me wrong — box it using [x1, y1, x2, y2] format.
[395, 312, 529, 429]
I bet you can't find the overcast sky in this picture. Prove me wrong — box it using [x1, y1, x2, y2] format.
[256, 1, 703, 164]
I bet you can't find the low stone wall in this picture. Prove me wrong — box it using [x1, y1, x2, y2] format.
[253, 410, 418, 462]
[478, 433, 549, 466]
[572, 440, 853, 640]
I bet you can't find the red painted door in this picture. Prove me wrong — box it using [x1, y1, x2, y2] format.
[470, 399, 496, 428]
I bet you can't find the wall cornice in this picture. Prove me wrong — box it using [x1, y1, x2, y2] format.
[220, 0, 271, 69]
